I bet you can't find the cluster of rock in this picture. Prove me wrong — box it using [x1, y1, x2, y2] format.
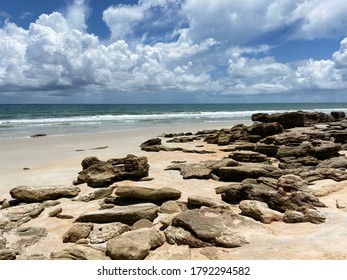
[1, 110, 347, 260]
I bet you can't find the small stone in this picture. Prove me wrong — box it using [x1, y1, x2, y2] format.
[132, 219, 154, 230]
[48, 208, 63, 217]
[0, 249, 16, 260]
[56, 214, 74, 219]
[63, 223, 94, 243]
[160, 201, 182, 214]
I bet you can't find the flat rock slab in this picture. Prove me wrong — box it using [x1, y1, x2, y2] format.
[89, 222, 131, 244]
[10, 185, 80, 202]
[219, 165, 280, 181]
[75, 203, 159, 225]
[171, 208, 269, 248]
[0, 203, 45, 231]
[50, 244, 110, 260]
[115, 186, 181, 201]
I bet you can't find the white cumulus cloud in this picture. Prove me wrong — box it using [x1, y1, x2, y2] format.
[1, 0, 347, 101]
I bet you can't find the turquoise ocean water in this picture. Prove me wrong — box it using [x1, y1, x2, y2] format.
[1, 103, 347, 140]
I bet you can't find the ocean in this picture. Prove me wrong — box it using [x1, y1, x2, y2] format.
[1, 103, 347, 140]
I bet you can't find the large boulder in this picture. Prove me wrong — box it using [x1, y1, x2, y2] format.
[106, 228, 165, 260]
[74, 154, 150, 187]
[248, 122, 284, 137]
[252, 112, 305, 129]
[115, 186, 181, 201]
[75, 203, 159, 225]
[10, 185, 80, 202]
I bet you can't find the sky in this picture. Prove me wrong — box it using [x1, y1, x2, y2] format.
[1, 0, 347, 103]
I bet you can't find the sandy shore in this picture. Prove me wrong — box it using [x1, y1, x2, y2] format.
[1, 119, 347, 260]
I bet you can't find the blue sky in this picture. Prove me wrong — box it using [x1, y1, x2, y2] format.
[1, 0, 347, 103]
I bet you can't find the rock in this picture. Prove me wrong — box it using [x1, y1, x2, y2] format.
[304, 209, 326, 224]
[166, 159, 239, 181]
[51, 244, 110, 260]
[313, 183, 344, 197]
[252, 111, 305, 129]
[56, 214, 74, 219]
[239, 200, 283, 224]
[75, 154, 150, 187]
[74, 186, 116, 202]
[331, 111, 346, 120]
[254, 143, 279, 157]
[12, 227, 48, 254]
[331, 130, 347, 143]
[0, 203, 44, 230]
[89, 222, 131, 244]
[0, 249, 16, 260]
[48, 207, 63, 217]
[115, 185, 181, 201]
[220, 180, 325, 213]
[171, 208, 265, 248]
[178, 164, 212, 179]
[278, 156, 319, 169]
[160, 201, 182, 214]
[30, 133, 47, 138]
[277, 175, 308, 192]
[187, 196, 229, 209]
[257, 177, 279, 189]
[164, 226, 209, 248]
[276, 142, 312, 159]
[317, 157, 347, 169]
[0, 233, 6, 249]
[217, 133, 231, 145]
[219, 164, 281, 181]
[336, 199, 347, 211]
[304, 111, 334, 125]
[146, 244, 191, 260]
[10, 185, 80, 202]
[229, 150, 268, 163]
[140, 138, 168, 151]
[283, 210, 307, 223]
[16, 254, 49, 260]
[106, 228, 165, 260]
[63, 223, 94, 243]
[274, 132, 310, 146]
[75, 203, 159, 225]
[309, 140, 341, 159]
[132, 219, 154, 230]
[248, 122, 284, 137]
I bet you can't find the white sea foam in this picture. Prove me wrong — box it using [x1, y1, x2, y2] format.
[1, 107, 347, 126]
